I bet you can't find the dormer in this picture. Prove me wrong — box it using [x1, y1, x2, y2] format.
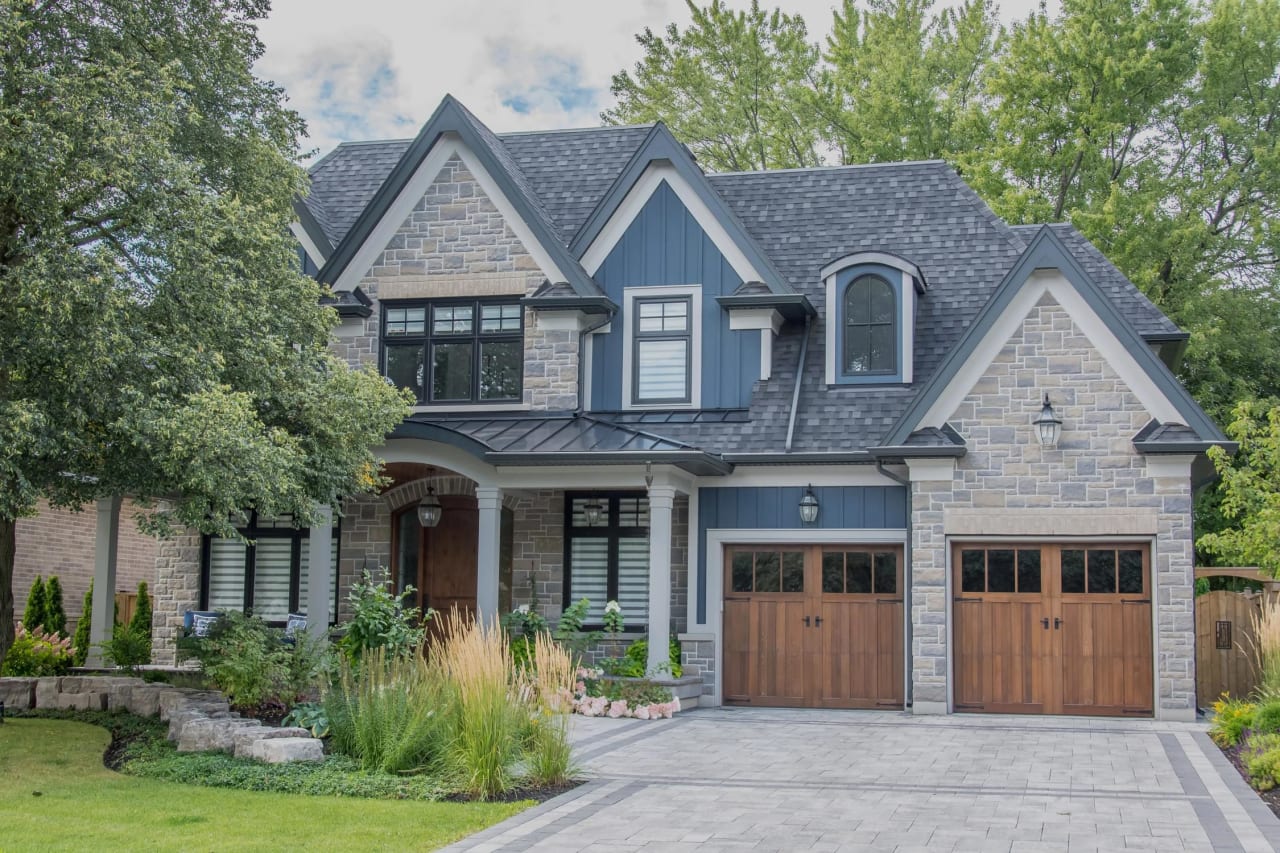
[820, 253, 927, 386]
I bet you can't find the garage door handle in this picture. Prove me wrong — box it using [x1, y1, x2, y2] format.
[814, 616, 823, 627]
[1054, 617, 1063, 629]
[803, 616, 811, 627]
[1041, 617, 1049, 629]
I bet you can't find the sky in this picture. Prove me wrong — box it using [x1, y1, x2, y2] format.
[255, 0, 1058, 161]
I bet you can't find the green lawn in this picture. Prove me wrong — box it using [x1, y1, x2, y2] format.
[0, 719, 526, 852]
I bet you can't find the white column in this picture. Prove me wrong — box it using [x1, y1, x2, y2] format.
[86, 496, 122, 667]
[475, 486, 502, 624]
[646, 484, 677, 675]
[306, 504, 333, 639]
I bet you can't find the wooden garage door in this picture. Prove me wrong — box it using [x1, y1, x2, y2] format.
[953, 543, 1153, 716]
[723, 545, 904, 709]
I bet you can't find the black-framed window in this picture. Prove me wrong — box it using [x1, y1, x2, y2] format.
[382, 299, 523, 405]
[843, 274, 897, 376]
[200, 513, 341, 625]
[632, 297, 691, 404]
[563, 492, 650, 626]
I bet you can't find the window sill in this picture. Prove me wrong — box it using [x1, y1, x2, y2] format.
[412, 403, 532, 414]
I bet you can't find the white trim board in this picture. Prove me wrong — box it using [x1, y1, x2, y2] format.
[917, 270, 1182, 429]
[333, 134, 568, 292]
[580, 164, 766, 283]
[290, 221, 328, 268]
[621, 284, 703, 410]
[824, 266, 914, 385]
[701, 527, 909, 707]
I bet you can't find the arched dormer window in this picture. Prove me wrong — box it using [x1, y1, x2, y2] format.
[821, 253, 924, 385]
[843, 274, 897, 376]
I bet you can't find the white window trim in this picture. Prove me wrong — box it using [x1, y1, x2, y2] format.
[622, 285, 702, 410]
[824, 266, 914, 385]
[580, 164, 765, 284]
[333, 133, 567, 292]
[289, 221, 328, 268]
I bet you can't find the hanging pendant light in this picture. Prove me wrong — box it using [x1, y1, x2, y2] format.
[582, 497, 605, 526]
[417, 485, 442, 528]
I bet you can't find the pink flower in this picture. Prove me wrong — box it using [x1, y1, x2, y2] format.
[574, 681, 586, 695]
[608, 699, 628, 718]
[671, 696, 681, 713]
[635, 705, 650, 720]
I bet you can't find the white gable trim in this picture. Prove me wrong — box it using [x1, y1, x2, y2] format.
[580, 163, 765, 283]
[917, 269, 1182, 429]
[333, 134, 568, 292]
[290, 221, 328, 267]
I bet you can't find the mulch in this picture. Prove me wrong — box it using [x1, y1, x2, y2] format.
[443, 779, 582, 804]
[1219, 741, 1280, 818]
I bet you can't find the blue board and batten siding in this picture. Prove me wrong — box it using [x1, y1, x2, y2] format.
[695, 486, 909, 622]
[590, 181, 760, 410]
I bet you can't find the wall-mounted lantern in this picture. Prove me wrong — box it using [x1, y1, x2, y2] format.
[1034, 393, 1063, 448]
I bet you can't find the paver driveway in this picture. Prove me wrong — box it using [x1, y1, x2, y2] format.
[445, 708, 1280, 852]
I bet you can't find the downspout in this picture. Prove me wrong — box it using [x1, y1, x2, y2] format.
[877, 456, 914, 713]
[784, 316, 812, 452]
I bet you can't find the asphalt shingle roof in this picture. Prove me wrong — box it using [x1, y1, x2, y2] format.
[304, 123, 1190, 458]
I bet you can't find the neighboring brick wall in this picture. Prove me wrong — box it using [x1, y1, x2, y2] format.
[151, 529, 202, 666]
[909, 293, 1196, 718]
[335, 155, 579, 411]
[14, 499, 159, 630]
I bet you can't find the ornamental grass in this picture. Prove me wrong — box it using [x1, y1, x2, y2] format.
[1252, 594, 1280, 698]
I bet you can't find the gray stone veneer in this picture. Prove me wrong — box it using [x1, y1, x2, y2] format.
[909, 294, 1196, 719]
[332, 155, 578, 411]
[151, 529, 203, 666]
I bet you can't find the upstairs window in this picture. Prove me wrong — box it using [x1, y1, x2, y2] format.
[632, 297, 692, 405]
[843, 275, 897, 376]
[382, 299, 523, 405]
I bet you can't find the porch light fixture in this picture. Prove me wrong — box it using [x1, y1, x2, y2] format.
[799, 485, 820, 525]
[1034, 393, 1063, 448]
[417, 486, 443, 528]
[582, 497, 605, 526]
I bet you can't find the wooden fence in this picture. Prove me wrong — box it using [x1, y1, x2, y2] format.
[1195, 567, 1275, 705]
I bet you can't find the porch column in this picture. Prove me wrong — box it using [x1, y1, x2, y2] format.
[646, 484, 677, 675]
[85, 495, 122, 667]
[475, 486, 502, 624]
[305, 504, 333, 639]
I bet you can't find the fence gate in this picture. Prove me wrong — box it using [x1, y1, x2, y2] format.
[1195, 567, 1270, 705]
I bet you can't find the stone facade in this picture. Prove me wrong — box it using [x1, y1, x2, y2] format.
[14, 498, 159, 628]
[151, 529, 203, 666]
[336, 495, 392, 622]
[909, 294, 1196, 719]
[335, 155, 579, 411]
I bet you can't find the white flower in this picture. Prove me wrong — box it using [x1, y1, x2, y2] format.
[516, 604, 530, 614]
[604, 600, 621, 614]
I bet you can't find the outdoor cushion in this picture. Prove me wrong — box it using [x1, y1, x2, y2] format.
[284, 613, 307, 638]
[186, 611, 220, 637]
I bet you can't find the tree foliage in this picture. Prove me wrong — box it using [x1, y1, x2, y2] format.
[42, 575, 66, 637]
[1200, 402, 1280, 575]
[0, 0, 413, 666]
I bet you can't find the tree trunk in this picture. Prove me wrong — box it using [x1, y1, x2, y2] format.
[0, 516, 14, 670]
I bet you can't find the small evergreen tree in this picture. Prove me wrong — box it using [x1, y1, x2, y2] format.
[43, 576, 67, 636]
[22, 577, 47, 631]
[73, 581, 93, 666]
[129, 581, 153, 664]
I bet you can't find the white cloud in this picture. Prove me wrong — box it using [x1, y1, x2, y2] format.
[256, 0, 1057, 159]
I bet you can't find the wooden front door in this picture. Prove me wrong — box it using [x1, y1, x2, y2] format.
[953, 543, 1153, 716]
[393, 496, 479, 621]
[723, 544, 904, 709]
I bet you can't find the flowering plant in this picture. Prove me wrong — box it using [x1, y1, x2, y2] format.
[1, 622, 74, 676]
[602, 600, 624, 636]
[568, 667, 680, 721]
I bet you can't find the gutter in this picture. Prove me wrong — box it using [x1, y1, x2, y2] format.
[575, 311, 615, 414]
[784, 316, 812, 452]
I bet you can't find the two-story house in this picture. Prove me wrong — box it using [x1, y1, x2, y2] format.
[150, 95, 1229, 721]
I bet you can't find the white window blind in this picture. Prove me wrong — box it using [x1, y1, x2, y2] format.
[207, 538, 247, 611]
[635, 339, 688, 401]
[616, 536, 650, 622]
[252, 539, 293, 622]
[569, 538, 609, 623]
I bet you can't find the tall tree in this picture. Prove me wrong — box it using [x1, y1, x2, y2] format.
[1199, 401, 1280, 575]
[604, 0, 825, 171]
[0, 0, 412, 668]
[820, 0, 998, 162]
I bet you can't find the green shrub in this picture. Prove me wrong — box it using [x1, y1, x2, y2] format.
[43, 576, 67, 636]
[325, 647, 448, 774]
[552, 598, 600, 659]
[523, 710, 574, 787]
[599, 654, 644, 677]
[183, 611, 327, 710]
[1209, 694, 1258, 746]
[618, 637, 683, 678]
[500, 606, 549, 639]
[1254, 700, 1280, 734]
[282, 701, 331, 739]
[22, 576, 47, 632]
[1246, 734, 1280, 790]
[128, 581, 153, 658]
[72, 581, 93, 666]
[338, 570, 427, 662]
[1, 623, 73, 676]
[102, 626, 152, 673]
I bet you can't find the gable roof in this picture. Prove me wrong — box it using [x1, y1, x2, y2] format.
[311, 95, 604, 300]
[879, 226, 1227, 448]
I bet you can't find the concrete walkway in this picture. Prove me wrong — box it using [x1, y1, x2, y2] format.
[443, 708, 1280, 852]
